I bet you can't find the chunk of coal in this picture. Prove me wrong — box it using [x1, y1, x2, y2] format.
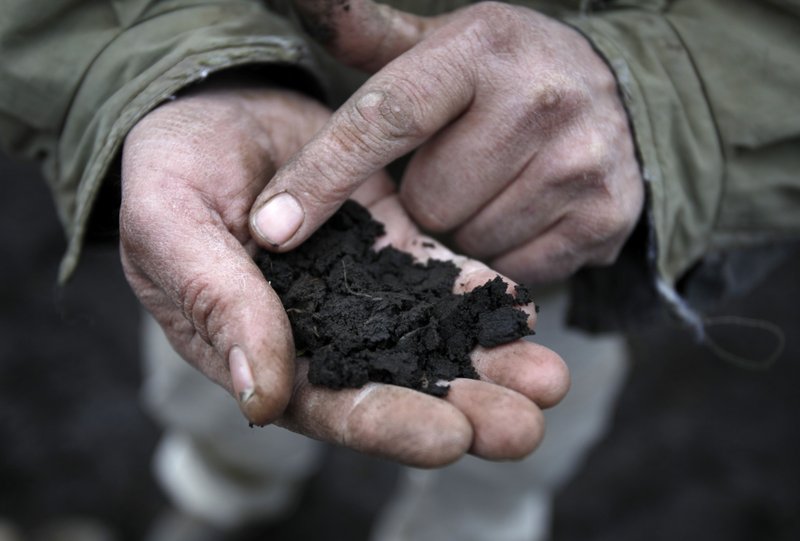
[477, 307, 532, 348]
[255, 200, 534, 396]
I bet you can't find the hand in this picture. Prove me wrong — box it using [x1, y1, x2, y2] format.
[281, 190, 570, 465]
[120, 83, 569, 466]
[121, 84, 328, 427]
[251, 0, 644, 284]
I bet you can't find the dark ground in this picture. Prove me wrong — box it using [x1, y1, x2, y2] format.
[1, 151, 798, 540]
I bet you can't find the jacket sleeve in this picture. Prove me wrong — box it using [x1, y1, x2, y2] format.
[0, 0, 325, 282]
[563, 0, 800, 331]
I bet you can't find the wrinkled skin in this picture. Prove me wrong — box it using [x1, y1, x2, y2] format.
[120, 83, 569, 467]
[253, 0, 644, 285]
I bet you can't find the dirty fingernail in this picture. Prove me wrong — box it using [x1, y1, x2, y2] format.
[229, 346, 255, 403]
[253, 192, 304, 247]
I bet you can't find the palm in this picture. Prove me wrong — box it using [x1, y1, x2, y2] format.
[121, 85, 568, 467]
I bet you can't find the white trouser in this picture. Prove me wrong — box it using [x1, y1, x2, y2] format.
[140, 314, 323, 528]
[141, 284, 628, 538]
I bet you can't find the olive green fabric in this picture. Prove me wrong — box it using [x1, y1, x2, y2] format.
[0, 0, 325, 281]
[1, 0, 799, 321]
[566, 0, 800, 299]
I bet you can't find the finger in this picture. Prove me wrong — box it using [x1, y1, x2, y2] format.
[491, 208, 638, 286]
[293, 0, 451, 73]
[471, 341, 570, 409]
[490, 227, 587, 285]
[278, 361, 472, 467]
[445, 378, 545, 460]
[399, 89, 547, 233]
[249, 37, 477, 252]
[451, 161, 573, 261]
[121, 192, 295, 427]
[451, 119, 629, 261]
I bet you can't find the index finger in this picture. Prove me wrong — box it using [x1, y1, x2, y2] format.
[249, 33, 477, 251]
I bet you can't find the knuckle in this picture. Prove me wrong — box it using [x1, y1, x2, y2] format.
[578, 126, 613, 171]
[351, 83, 426, 141]
[525, 77, 589, 133]
[464, 2, 521, 54]
[598, 208, 632, 239]
[576, 168, 611, 197]
[119, 194, 162, 257]
[568, 210, 627, 267]
[537, 84, 566, 112]
[589, 213, 634, 266]
[495, 76, 590, 139]
[178, 274, 222, 347]
[555, 128, 615, 195]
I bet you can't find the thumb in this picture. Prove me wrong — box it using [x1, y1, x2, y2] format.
[121, 201, 297, 427]
[294, 0, 451, 72]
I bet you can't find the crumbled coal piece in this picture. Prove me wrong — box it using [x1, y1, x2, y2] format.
[255, 200, 534, 396]
[514, 284, 534, 305]
[477, 307, 532, 348]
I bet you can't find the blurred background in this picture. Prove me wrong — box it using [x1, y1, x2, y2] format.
[1, 150, 799, 540]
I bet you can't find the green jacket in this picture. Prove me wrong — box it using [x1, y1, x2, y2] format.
[2, 0, 799, 331]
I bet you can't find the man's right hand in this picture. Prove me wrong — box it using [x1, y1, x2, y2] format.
[253, 0, 643, 285]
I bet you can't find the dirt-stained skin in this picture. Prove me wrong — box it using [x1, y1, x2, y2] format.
[295, 0, 352, 44]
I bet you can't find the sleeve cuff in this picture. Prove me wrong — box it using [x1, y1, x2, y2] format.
[563, 10, 724, 331]
[56, 2, 323, 282]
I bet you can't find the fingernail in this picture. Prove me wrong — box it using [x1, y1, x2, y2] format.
[253, 192, 304, 247]
[229, 346, 255, 403]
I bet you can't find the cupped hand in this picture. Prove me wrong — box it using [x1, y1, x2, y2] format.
[120, 84, 568, 467]
[252, 0, 644, 284]
[121, 84, 330, 427]
[279, 185, 570, 465]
